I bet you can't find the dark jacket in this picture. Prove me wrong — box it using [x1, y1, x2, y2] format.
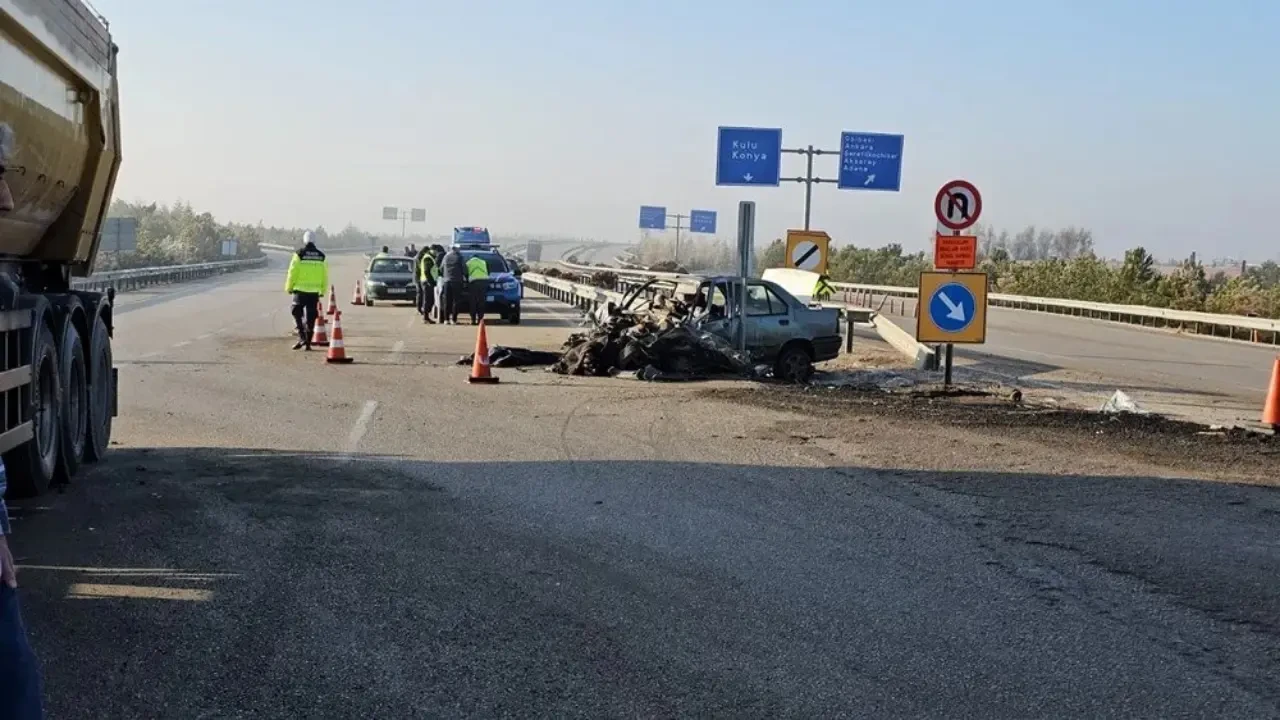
[440, 249, 466, 283]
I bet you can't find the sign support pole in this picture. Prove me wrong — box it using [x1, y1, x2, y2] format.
[735, 201, 756, 353]
[944, 343, 954, 387]
[667, 213, 688, 263]
[781, 145, 838, 230]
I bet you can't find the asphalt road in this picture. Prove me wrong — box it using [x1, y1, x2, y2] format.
[4, 252, 1278, 718]
[867, 296, 1278, 427]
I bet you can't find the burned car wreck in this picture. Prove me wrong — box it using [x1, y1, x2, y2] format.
[551, 276, 843, 382]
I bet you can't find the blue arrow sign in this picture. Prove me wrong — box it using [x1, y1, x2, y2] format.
[928, 282, 976, 333]
[838, 131, 905, 192]
[689, 209, 717, 234]
[715, 126, 782, 187]
[639, 205, 667, 230]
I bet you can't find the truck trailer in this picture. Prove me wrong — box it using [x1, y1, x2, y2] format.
[0, 0, 121, 496]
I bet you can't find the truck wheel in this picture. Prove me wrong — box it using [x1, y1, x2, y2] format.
[84, 312, 113, 463]
[774, 343, 814, 384]
[3, 323, 62, 497]
[55, 320, 88, 482]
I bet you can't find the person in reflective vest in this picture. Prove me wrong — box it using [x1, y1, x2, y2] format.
[465, 254, 490, 325]
[414, 246, 438, 323]
[284, 231, 329, 349]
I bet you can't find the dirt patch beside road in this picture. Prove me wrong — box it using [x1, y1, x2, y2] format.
[702, 384, 1279, 485]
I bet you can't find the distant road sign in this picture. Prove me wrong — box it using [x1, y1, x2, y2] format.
[410, 208, 426, 223]
[690, 210, 717, 234]
[715, 126, 783, 187]
[382, 206, 399, 221]
[934, 234, 978, 270]
[784, 229, 831, 274]
[639, 205, 667, 230]
[917, 271, 988, 344]
[837, 132, 905, 191]
[99, 216, 138, 252]
[935, 180, 982, 231]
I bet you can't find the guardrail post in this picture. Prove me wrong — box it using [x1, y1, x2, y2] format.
[845, 308, 854, 354]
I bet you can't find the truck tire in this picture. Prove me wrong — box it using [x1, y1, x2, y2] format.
[84, 312, 114, 463]
[55, 319, 88, 482]
[3, 323, 62, 497]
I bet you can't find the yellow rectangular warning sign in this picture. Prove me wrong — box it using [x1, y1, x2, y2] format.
[916, 271, 988, 344]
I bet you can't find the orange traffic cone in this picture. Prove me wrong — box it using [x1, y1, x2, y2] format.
[1263, 356, 1280, 428]
[326, 310, 354, 364]
[326, 286, 338, 315]
[467, 319, 499, 384]
[310, 310, 330, 347]
[352, 281, 365, 305]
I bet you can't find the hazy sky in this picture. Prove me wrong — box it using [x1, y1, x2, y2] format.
[91, 0, 1276, 259]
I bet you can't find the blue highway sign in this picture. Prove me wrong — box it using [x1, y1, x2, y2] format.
[837, 132, 905, 191]
[927, 282, 976, 334]
[690, 209, 717, 234]
[715, 126, 783, 187]
[639, 205, 667, 230]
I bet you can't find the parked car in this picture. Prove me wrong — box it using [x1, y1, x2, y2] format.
[362, 256, 416, 306]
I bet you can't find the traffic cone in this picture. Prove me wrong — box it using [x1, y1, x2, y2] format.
[352, 281, 365, 305]
[1263, 357, 1280, 429]
[325, 310, 354, 364]
[467, 319, 499, 384]
[310, 310, 330, 347]
[326, 286, 338, 315]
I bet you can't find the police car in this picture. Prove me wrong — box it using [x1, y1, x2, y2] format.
[447, 227, 523, 324]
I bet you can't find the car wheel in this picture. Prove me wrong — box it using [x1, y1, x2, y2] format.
[508, 307, 521, 325]
[366, 298, 375, 307]
[774, 343, 813, 384]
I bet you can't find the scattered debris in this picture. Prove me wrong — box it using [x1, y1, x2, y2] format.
[457, 345, 562, 368]
[1101, 390, 1146, 415]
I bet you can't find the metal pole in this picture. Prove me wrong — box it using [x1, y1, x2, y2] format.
[944, 344, 954, 386]
[735, 201, 756, 353]
[803, 145, 814, 230]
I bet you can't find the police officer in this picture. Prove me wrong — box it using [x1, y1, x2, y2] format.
[465, 253, 490, 325]
[0, 463, 43, 719]
[414, 245, 438, 323]
[285, 231, 329, 350]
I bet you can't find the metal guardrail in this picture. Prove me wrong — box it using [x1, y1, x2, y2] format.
[555, 259, 1280, 346]
[836, 282, 1280, 345]
[73, 256, 268, 292]
[522, 272, 623, 314]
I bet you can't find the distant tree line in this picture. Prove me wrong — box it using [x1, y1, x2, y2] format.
[756, 223, 1280, 319]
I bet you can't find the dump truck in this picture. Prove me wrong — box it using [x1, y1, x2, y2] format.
[0, 0, 121, 496]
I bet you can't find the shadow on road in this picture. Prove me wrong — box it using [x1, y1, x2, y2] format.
[8, 447, 1279, 718]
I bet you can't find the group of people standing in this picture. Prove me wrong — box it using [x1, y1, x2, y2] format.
[410, 245, 491, 325]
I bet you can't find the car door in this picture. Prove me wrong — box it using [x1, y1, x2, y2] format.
[690, 281, 739, 345]
[744, 282, 792, 358]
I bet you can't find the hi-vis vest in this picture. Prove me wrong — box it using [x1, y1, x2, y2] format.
[416, 253, 437, 283]
[285, 245, 329, 294]
[466, 256, 489, 281]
